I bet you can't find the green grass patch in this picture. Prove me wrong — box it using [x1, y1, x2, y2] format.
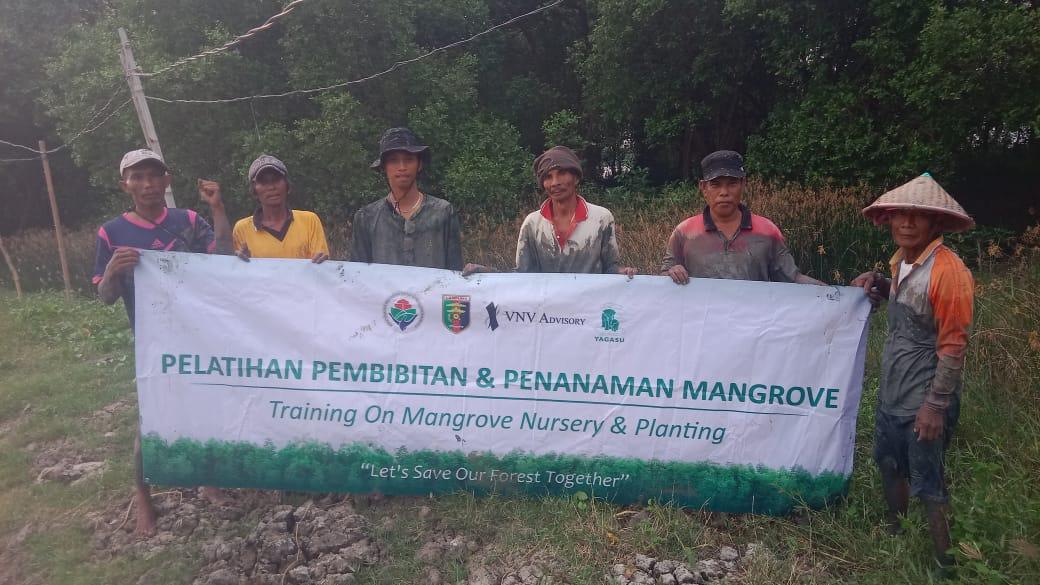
[24, 526, 197, 585]
[0, 291, 203, 584]
[2, 253, 1039, 585]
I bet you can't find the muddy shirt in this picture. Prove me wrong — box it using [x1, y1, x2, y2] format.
[660, 205, 801, 282]
[93, 208, 215, 328]
[350, 195, 463, 270]
[515, 197, 621, 274]
[880, 238, 973, 417]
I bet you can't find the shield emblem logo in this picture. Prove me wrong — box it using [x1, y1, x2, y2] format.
[442, 295, 471, 333]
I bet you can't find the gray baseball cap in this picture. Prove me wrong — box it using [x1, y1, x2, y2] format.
[119, 149, 167, 175]
[248, 154, 288, 182]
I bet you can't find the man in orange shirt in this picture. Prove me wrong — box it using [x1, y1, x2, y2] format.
[853, 173, 974, 572]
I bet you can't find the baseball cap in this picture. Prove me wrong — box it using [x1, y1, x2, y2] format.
[248, 154, 288, 182]
[119, 149, 168, 175]
[701, 150, 746, 181]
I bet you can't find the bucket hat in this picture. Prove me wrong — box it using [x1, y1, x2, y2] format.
[370, 127, 430, 170]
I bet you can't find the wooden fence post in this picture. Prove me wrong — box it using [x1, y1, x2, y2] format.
[39, 140, 73, 300]
[0, 234, 23, 299]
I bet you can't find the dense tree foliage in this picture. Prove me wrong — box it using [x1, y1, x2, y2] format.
[1, 0, 1037, 233]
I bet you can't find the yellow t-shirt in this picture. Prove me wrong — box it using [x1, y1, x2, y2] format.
[233, 209, 329, 259]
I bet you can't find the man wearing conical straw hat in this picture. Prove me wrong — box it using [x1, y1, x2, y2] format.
[852, 173, 974, 572]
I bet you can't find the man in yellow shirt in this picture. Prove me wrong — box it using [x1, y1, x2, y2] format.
[231, 154, 329, 262]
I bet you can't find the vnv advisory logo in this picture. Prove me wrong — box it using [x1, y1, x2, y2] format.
[485, 302, 500, 331]
[442, 295, 471, 333]
[384, 293, 423, 332]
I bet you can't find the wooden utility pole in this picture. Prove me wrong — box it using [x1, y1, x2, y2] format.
[39, 140, 73, 300]
[0, 235, 22, 299]
[118, 27, 176, 207]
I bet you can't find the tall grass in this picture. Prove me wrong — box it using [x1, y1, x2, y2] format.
[0, 228, 95, 294]
[337, 180, 898, 281]
[1, 180, 1019, 292]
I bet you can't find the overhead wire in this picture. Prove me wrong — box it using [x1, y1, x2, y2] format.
[0, 0, 316, 157]
[137, 0, 310, 78]
[146, 0, 567, 104]
[0, 85, 131, 163]
[0, 0, 568, 160]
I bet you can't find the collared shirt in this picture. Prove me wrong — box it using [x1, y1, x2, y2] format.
[93, 208, 215, 327]
[350, 195, 463, 270]
[516, 196, 621, 274]
[879, 237, 974, 416]
[660, 204, 802, 282]
[232, 208, 329, 259]
[539, 196, 589, 248]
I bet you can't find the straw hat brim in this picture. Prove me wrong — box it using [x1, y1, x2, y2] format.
[862, 203, 975, 232]
[862, 174, 974, 232]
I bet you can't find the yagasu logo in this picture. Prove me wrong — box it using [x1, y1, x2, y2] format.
[596, 306, 624, 344]
[384, 293, 423, 332]
[484, 303, 586, 330]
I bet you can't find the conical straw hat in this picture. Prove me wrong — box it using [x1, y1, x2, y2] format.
[862, 173, 974, 232]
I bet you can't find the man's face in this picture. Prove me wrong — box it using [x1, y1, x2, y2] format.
[700, 176, 745, 220]
[252, 169, 288, 207]
[121, 161, 171, 208]
[889, 210, 939, 251]
[383, 151, 422, 191]
[542, 169, 579, 202]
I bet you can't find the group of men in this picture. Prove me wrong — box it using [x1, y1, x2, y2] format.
[95, 126, 973, 572]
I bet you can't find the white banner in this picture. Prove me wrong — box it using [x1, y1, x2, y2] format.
[135, 251, 870, 514]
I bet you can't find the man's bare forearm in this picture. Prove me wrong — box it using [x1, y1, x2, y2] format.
[97, 276, 122, 305]
[210, 204, 233, 255]
[795, 273, 826, 286]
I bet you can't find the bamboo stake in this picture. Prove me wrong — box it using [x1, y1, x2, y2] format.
[39, 140, 73, 300]
[0, 234, 22, 299]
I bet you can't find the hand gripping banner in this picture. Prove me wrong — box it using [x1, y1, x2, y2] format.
[135, 251, 870, 514]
